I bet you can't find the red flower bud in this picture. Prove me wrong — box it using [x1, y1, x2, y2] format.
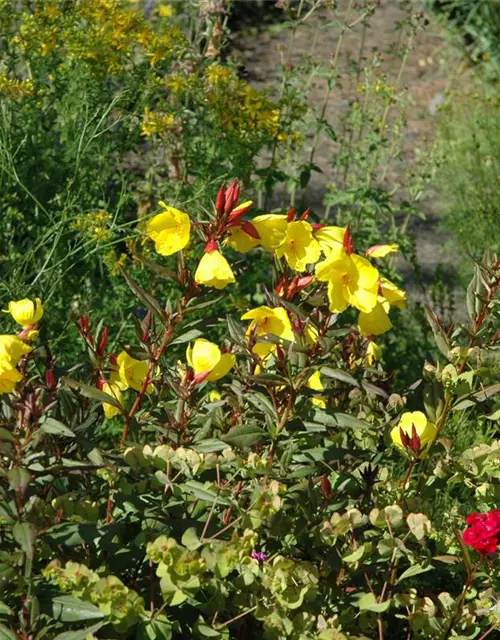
[343, 227, 354, 256]
[300, 207, 311, 221]
[240, 221, 260, 239]
[97, 326, 109, 357]
[286, 207, 296, 222]
[215, 183, 226, 214]
[45, 369, 56, 389]
[312, 223, 325, 232]
[321, 475, 332, 500]
[204, 239, 218, 253]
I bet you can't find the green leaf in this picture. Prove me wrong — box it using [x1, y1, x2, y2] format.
[343, 545, 365, 563]
[320, 367, 359, 386]
[357, 592, 391, 613]
[137, 619, 173, 640]
[424, 305, 451, 359]
[12, 522, 36, 559]
[222, 424, 268, 448]
[182, 528, 202, 551]
[53, 621, 106, 640]
[170, 329, 204, 345]
[182, 481, 230, 506]
[0, 429, 15, 443]
[120, 268, 165, 321]
[453, 383, 500, 411]
[7, 467, 31, 494]
[191, 439, 228, 453]
[407, 513, 431, 541]
[246, 393, 278, 419]
[51, 595, 105, 622]
[64, 378, 123, 411]
[0, 602, 13, 616]
[397, 563, 434, 583]
[39, 417, 75, 438]
[0, 624, 17, 640]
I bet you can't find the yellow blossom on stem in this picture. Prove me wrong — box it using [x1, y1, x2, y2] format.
[0, 362, 23, 394]
[194, 244, 235, 289]
[365, 244, 399, 258]
[117, 351, 152, 393]
[146, 204, 191, 256]
[225, 225, 260, 253]
[358, 277, 406, 336]
[102, 381, 126, 419]
[186, 339, 235, 383]
[241, 306, 293, 359]
[316, 251, 379, 313]
[390, 411, 437, 459]
[307, 370, 327, 409]
[275, 221, 321, 272]
[365, 341, 382, 366]
[251, 215, 288, 251]
[0, 335, 31, 365]
[6, 298, 44, 327]
[314, 225, 346, 256]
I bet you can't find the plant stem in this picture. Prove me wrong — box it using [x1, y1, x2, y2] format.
[442, 557, 483, 640]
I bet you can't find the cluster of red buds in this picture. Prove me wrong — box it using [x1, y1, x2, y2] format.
[77, 315, 109, 358]
[212, 179, 258, 240]
[398, 425, 422, 457]
[463, 510, 500, 556]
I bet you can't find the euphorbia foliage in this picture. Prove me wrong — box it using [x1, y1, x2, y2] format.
[1, 183, 500, 639]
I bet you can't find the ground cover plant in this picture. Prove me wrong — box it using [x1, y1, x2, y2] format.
[0, 182, 499, 639]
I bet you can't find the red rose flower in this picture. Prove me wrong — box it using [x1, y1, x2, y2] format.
[463, 510, 500, 556]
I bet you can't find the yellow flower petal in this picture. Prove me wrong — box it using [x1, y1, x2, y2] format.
[194, 250, 235, 289]
[251, 214, 288, 251]
[147, 206, 190, 256]
[6, 298, 43, 327]
[358, 300, 392, 336]
[365, 244, 399, 258]
[275, 221, 321, 272]
[0, 335, 31, 365]
[0, 362, 23, 394]
[225, 225, 260, 253]
[117, 351, 151, 392]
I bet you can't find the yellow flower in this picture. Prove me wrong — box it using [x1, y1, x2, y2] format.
[117, 351, 152, 393]
[390, 411, 437, 459]
[365, 244, 399, 258]
[146, 204, 190, 256]
[251, 215, 288, 251]
[102, 381, 125, 419]
[365, 341, 382, 366]
[307, 371, 327, 409]
[186, 339, 235, 383]
[157, 3, 174, 18]
[358, 299, 392, 336]
[0, 362, 23, 394]
[275, 221, 321, 272]
[6, 298, 44, 327]
[225, 225, 260, 254]
[209, 391, 222, 402]
[241, 306, 294, 358]
[358, 277, 406, 336]
[314, 226, 346, 256]
[380, 277, 406, 309]
[194, 249, 235, 289]
[316, 251, 379, 313]
[0, 335, 31, 365]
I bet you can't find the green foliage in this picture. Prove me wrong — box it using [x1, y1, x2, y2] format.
[427, 0, 500, 76]
[434, 81, 500, 261]
[0, 182, 499, 639]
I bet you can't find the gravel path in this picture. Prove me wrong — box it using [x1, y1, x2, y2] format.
[238, 0, 463, 303]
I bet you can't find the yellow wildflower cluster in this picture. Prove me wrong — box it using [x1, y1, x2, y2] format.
[14, 0, 186, 76]
[0, 299, 43, 394]
[141, 108, 175, 138]
[204, 64, 302, 143]
[0, 73, 34, 100]
[73, 211, 113, 244]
